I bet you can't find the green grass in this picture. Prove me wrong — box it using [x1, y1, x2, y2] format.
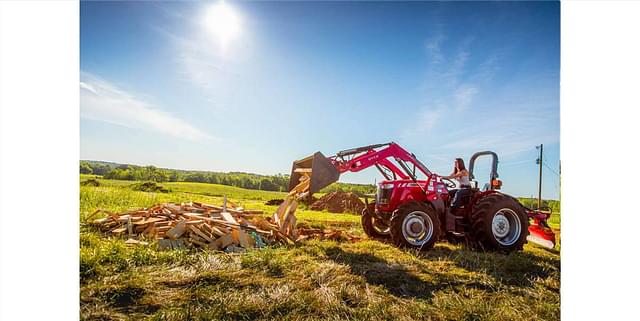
[80, 177, 560, 321]
[547, 212, 560, 230]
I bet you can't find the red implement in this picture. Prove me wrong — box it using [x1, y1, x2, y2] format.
[526, 209, 557, 249]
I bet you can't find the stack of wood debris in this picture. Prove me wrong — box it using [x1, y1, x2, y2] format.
[89, 201, 273, 251]
[88, 168, 360, 251]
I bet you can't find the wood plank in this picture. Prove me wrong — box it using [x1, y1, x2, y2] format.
[111, 226, 127, 234]
[165, 204, 183, 214]
[132, 217, 165, 226]
[189, 233, 206, 243]
[93, 217, 111, 224]
[274, 197, 292, 225]
[220, 211, 238, 225]
[211, 234, 234, 250]
[127, 217, 133, 238]
[189, 237, 208, 248]
[283, 214, 297, 239]
[165, 220, 187, 240]
[125, 238, 148, 246]
[239, 210, 264, 215]
[280, 200, 298, 233]
[209, 225, 227, 237]
[189, 225, 213, 242]
[142, 224, 155, 237]
[154, 226, 171, 232]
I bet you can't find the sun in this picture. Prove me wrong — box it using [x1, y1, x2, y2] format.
[203, 1, 242, 50]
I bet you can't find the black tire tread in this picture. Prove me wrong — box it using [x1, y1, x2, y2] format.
[361, 207, 390, 240]
[469, 193, 529, 253]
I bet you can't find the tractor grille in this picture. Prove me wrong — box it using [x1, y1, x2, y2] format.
[376, 184, 393, 205]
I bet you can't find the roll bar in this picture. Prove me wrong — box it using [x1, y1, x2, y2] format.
[468, 151, 499, 183]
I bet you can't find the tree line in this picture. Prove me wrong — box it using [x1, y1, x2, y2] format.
[80, 160, 375, 194]
[80, 161, 557, 205]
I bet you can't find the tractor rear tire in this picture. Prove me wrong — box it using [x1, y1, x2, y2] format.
[390, 202, 440, 251]
[361, 207, 390, 240]
[469, 193, 529, 253]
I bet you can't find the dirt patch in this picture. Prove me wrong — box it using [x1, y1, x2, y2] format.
[265, 199, 284, 206]
[81, 178, 101, 187]
[130, 181, 170, 193]
[266, 195, 317, 206]
[309, 191, 365, 214]
[300, 195, 318, 205]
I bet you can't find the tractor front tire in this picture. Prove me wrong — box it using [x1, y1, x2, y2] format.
[390, 202, 440, 251]
[469, 193, 529, 253]
[361, 207, 390, 240]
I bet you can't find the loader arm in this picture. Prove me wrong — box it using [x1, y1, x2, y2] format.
[289, 142, 433, 194]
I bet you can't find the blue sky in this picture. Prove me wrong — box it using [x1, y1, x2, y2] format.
[80, 1, 560, 199]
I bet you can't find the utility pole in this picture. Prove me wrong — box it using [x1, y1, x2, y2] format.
[535, 144, 543, 210]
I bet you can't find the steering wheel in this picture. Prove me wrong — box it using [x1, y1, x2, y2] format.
[440, 177, 456, 189]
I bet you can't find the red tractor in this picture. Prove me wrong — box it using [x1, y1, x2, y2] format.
[289, 142, 556, 252]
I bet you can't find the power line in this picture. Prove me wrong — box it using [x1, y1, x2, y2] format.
[540, 149, 561, 176]
[543, 162, 560, 176]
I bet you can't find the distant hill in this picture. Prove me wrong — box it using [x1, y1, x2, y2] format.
[80, 160, 375, 195]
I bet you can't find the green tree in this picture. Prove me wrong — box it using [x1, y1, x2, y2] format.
[80, 162, 93, 174]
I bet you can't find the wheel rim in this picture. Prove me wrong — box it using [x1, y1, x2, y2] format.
[491, 208, 522, 246]
[401, 211, 434, 246]
[372, 217, 390, 235]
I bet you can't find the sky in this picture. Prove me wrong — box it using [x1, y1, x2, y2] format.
[80, 1, 560, 200]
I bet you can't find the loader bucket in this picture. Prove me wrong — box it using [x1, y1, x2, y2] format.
[289, 152, 340, 194]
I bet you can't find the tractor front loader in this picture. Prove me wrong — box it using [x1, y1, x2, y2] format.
[288, 142, 556, 252]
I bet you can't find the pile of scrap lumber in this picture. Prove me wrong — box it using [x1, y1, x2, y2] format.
[89, 202, 273, 251]
[88, 170, 360, 250]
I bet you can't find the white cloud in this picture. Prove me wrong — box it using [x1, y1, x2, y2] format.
[425, 32, 446, 64]
[400, 104, 447, 140]
[453, 85, 478, 111]
[418, 109, 443, 133]
[80, 72, 214, 142]
[79, 81, 97, 94]
[441, 50, 470, 88]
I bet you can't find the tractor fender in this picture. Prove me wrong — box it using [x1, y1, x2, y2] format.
[470, 191, 526, 213]
[391, 200, 429, 219]
[390, 200, 443, 218]
[469, 190, 501, 212]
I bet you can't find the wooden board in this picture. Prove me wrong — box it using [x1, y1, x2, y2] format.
[211, 234, 234, 250]
[220, 211, 238, 225]
[165, 220, 187, 240]
[189, 225, 213, 242]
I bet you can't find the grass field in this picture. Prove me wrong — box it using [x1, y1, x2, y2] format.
[80, 176, 560, 321]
